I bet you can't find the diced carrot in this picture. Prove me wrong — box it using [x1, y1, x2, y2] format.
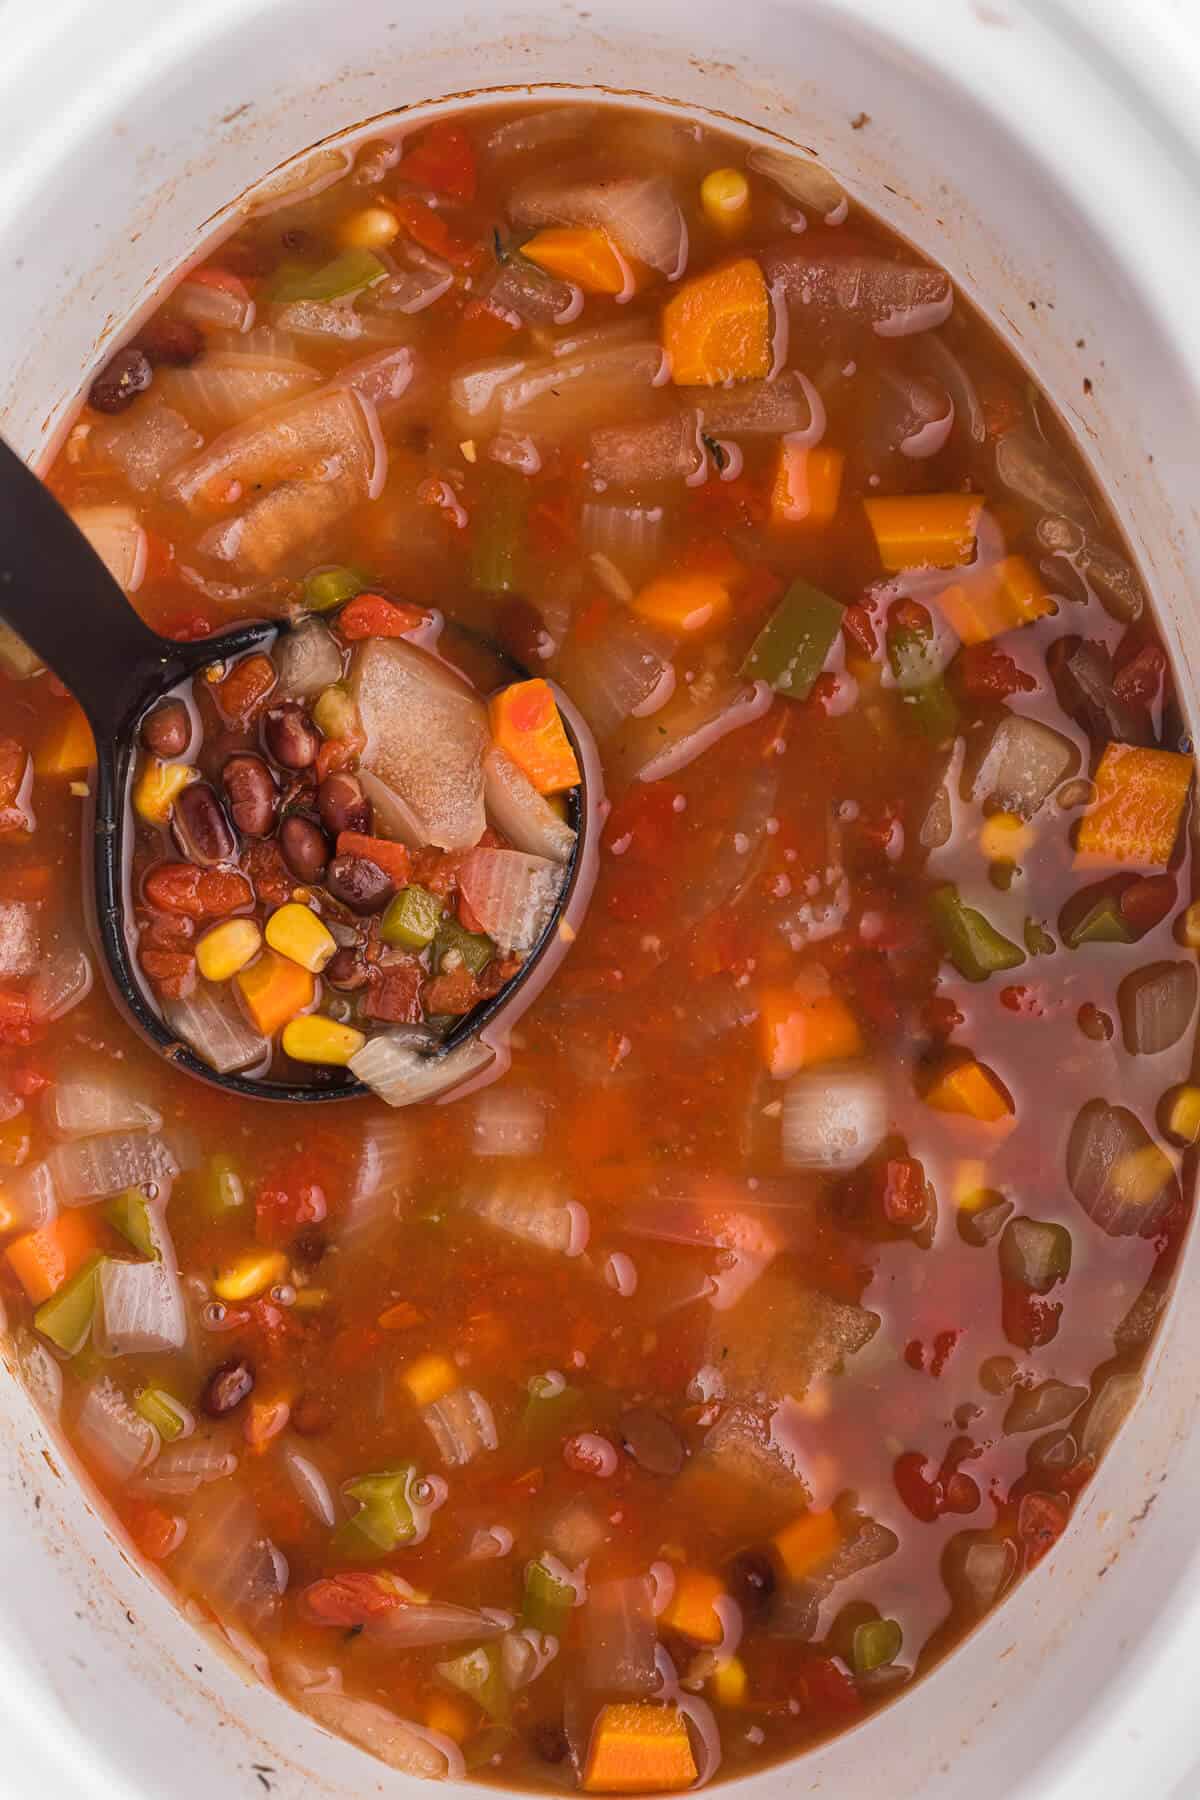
[35, 701, 96, 779]
[124, 1500, 181, 1562]
[864, 494, 984, 571]
[1075, 741, 1194, 869]
[582, 1703, 698, 1794]
[489, 679, 581, 795]
[770, 443, 845, 529]
[772, 1507, 843, 1580]
[235, 950, 316, 1036]
[335, 831, 412, 887]
[390, 195, 481, 270]
[522, 227, 631, 295]
[337, 593, 429, 641]
[934, 555, 1056, 646]
[5, 1210, 104, 1304]
[425, 1693, 476, 1744]
[658, 1567, 725, 1645]
[759, 986, 862, 1078]
[399, 121, 477, 202]
[214, 652, 276, 723]
[924, 1055, 1014, 1124]
[632, 569, 735, 636]
[662, 257, 770, 387]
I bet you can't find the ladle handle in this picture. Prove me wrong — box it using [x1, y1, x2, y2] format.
[0, 437, 182, 737]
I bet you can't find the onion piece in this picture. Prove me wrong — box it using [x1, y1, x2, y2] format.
[350, 1034, 495, 1108]
[747, 145, 845, 214]
[332, 345, 417, 427]
[173, 1487, 286, 1624]
[284, 1446, 339, 1527]
[44, 1059, 161, 1138]
[873, 367, 954, 460]
[468, 1171, 587, 1255]
[510, 173, 687, 278]
[164, 982, 270, 1076]
[919, 334, 986, 445]
[134, 1434, 238, 1497]
[291, 1683, 464, 1779]
[97, 1241, 188, 1357]
[76, 1377, 159, 1482]
[1003, 1379, 1088, 1435]
[194, 471, 367, 577]
[971, 714, 1079, 818]
[471, 1086, 546, 1158]
[624, 682, 774, 783]
[1118, 961, 1197, 1056]
[90, 400, 203, 493]
[17, 1331, 63, 1419]
[761, 245, 952, 335]
[352, 639, 488, 852]
[171, 276, 256, 334]
[945, 1533, 1017, 1616]
[166, 385, 376, 515]
[1067, 1100, 1179, 1237]
[556, 615, 675, 741]
[451, 339, 665, 438]
[5, 1162, 58, 1234]
[343, 1115, 413, 1240]
[273, 618, 343, 699]
[160, 351, 318, 435]
[781, 1067, 888, 1170]
[588, 412, 703, 487]
[30, 944, 93, 1024]
[0, 901, 38, 977]
[468, 1525, 514, 1561]
[372, 242, 455, 316]
[483, 748, 575, 865]
[701, 371, 822, 438]
[70, 503, 146, 594]
[1057, 639, 1146, 745]
[579, 499, 670, 581]
[995, 428, 1093, 527]
[423, 1388, 499, 1469]
[483, 257, 580, 326]
[458, 847, 565, 953]
[584, 1576, 659, 1696]
[50, 1130, 178, 1203]
[247, 145, 354, 216]
[1079, 1372, 1141, 1461]
[488, 108, 597, 159]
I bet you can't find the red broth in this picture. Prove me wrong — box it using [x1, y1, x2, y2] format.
[2, 100, 1195, 1791]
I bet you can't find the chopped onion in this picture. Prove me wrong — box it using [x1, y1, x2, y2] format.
[626, 681, 774, 783]
[1067, 1100, 1179, 1237]
[468, 1172, 587, 1255]
[502, 1627, 560, 1689]
[270, 298, 403, 346]
[353, 638, 488, 851]
[5, 1161, 58, 1233]
[919, 333, 986, 445]
[995, 427, 1093, 527]
[468, 1524, 514, 1561]
[373, 242, 455, 315]
[458, 847, 565, 952]
[343, 1115, 413, 1238]
[284, 1446, 339, 1527]
[945, 1533, 1017, 1616]
[747, 145, 845, 214]
[164, 982, 270, 1076]
[70, 502, 146, 592]
[484, 257, 581, 326]
[134, 1434, 238, 1497]
[483, 747, 575, 865]
[701, 371, 821, 438]
[471, 1086, 546, 1158]
[511, 173, 687, 278]
[161, 350, 318, 435]
[172, 277, 255, 334]
[17, 1331, 62, 1419]
[173, 1487, 286, 1623]
[584, 1576, 658, 1696]
[781, 1067, 888, 1170]
[872, 367, 954, 459]
[972, 714, 1079, 818]
[451, 339, 665, 438]
[332, 345, 418, 428]
[350, 1034, 495, 1108]
[1118, 961, 1197, 1056]
[1079, 1372, 1141, 1461]
[76, 1377, 159, 1482]
[97, 1242, 188, 1356]
[166, 384, 376, 515]
[0, 901, 38, 977]
[488, 108, 597, 159]
[90, 400, 203, 493]
[193, 471, 366, 578]
[424, 1387, 498, 1469]
[44, 1059, 161, 1138]
[488, 432, 543, 475]
[30, 944, 94, 1024]
[579, 498, 670, 580]
[1003, 1379, 1088, 1435]
[247, 145, 354, 216]
[556, 614, 675, 741]
[273, 618, 343, 699]
[291, 1684, 464, 1779]
[50, 1129, 178, 1203]
[761, 246, 953, 335]
[588, 412, 703, 487]
[1058, 640, 1145, 745]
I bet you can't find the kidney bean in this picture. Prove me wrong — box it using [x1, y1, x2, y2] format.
[201, 1358, 255, 1418]
[325, 853, 392, 914]
[263, 702, 319, 770]
[88, 344, 153, 414]
[279, 815, 330, 883]
[618, 1406, 684, 1476]
[318, 772, 372, 838]
[140, 698, 191, 759]
[172, 781, 236, 867]
[135, 315, 203, 367]
[221, 754, 278, 838]
[325, 946, 370, 991]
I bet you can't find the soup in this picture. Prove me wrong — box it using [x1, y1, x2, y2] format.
[3, 99, 1197, 1791]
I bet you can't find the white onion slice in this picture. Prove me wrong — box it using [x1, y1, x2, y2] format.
[272, 618, 343, 699]
[747, 145, 845, 214]
[352, 637, 488, 852]
[471, 1086, 546, 1159]
[292, 1685, 464, 1779]
[483, 748, 575, 865]
[350, 1034, 495, 1109]
[164, 983, 270, 1076]
[50, 1130, 178, 1203]
[423, 1387, 498, 1469]
[76, 1377, 159, 1482]
[458, 847, 565, 953]
[30, 944, 93, 1024]
[284, 1446, 339, 1527]
[134, 1435, 238, 1497]
[44, 1060, 161, 1139]
[781, 1067, 888, 1170]
[247, 146, 354, 216]
[468, 1172, 585, 1254]
[0, 901, 38, 978]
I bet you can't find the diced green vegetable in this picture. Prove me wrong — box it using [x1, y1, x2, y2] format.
[1000, 1216, 1072, 1293]
[312, 683, 359, 742]
[304, 565, 365, 612]
[436, 1643, 510, 1724]
[930, 885, 1025, 982]
[888, 627, 960, 741]
[381, 885, 443, 952]
[741, 578, 844, 700]
[522, 1557, 574, 1636]
[521, 1374, 582, 1443]
[470, 471, 526, 594]
[1060, 888, 1133, 950]
[199, 1153, 245, 1219]
[270, 249, 387, 304]
[33, 1254, 104, 1356]
[852, 1617, 902, 1674]
[135, 1385, 189, 1442]
[435, 918, 494, 977]
[1024, 918, 1056, 957]
[105, 1187, 158, 1258]
[334, 1465, 418, 1559]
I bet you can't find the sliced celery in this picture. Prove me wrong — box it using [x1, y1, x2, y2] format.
[33, 1254, 104, 1356]
[888, 626, 960, 741]
[852, 1617, 902, 1674]
[470, 472, 526, 594]
[135, 1385, 188, 1442]
[741, 578, 844, 700]
[270, 250, 386, 304]
[200, 1153, 245, 1219]
[304, 565, 365, 612]
[381, 885, 443, 952]
[105, 1187, 158, 1258]
[930, 885, 1025, 983]
[522, 1558, 573, 1636]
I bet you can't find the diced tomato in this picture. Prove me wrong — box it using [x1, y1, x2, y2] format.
[894, 1446, 980, 1522]
[955, 643, 1037, 702]
[1119, 873, 1176, 937]
[240, 840, 294, 908]
[336, 593, 429, 641]
[842, 602, 879, 659]
[143, 863, 254, 919]
[1017, 1492, 1069, 1568]
[453, 299, 522, 362]
[315, 734, 363, 783]
[879, 1158, 930, 1229]
[140, 947, 197, 1000]
[422, 963, 481, 1017]
[400, 121, 478, 202]
[1002, 1278, 1061, 1350]
[255, 1161, 329, 1247]
[301, 1571, 409, 1626]
[390, 195, 481, 269]
[363, 959, 426, 1024]
[124, 1500, 181, 1562]
[889, 598, 933, 638]
[214, 653, 277, 723]
[1112, 642, 1166, 707]
[792, 1657, 863, 1721]
[0, 988, 37, 1047]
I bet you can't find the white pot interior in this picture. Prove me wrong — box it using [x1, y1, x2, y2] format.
[3, 1, 1200, 1795]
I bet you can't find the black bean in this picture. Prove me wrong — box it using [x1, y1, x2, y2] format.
[725, 1549, 776, 1619]
[88, 345, 153, 414]
[279, 814, 329, 883]
[263, 702, 320, 770]
[172, 781, 236, 866]
[531, 1724, 569, 1766]
[325, 946, 370, 991]
[619, 1406, 685, 1476]
[318, 772, 372, 839]
[201, 1359, 255, 1417]
[136, 315, 204, 367]
[141, 698, 190, 759]
[222, 753, 278, 838]
[325, 853, 392, 914]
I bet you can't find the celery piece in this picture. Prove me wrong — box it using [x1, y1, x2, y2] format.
[852, 1617, 902, 1674]
[464, 1726, 517, 1770]
[105, 1187, 158, 1258]
[434, 918, 494, 978]
[521, 1374, 582, 1443]
[33, 1254, 104, 1356]
[930, 885, 1025, 983]
[999, 1217, 1072, 1294]
[436, 1643, 510, 1724]
[522, 1558, 574, 1636]
[270, 249, 386, 304]
[470, 471, 526, 594]
[381, 885, 443, 952]
[888, 626, 960, 741]
[304, 565, 364, 612]
[200, 1153, 245, 1219]
[741, 578, 844, 700]
[135, 1385, 188, 1442]
[1060, 888, 1133, 950]
[334, 1465, 417, 1559]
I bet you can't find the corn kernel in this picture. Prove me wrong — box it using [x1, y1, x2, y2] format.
[980, 811, 1032, 864]
[338, 205, 401, 250]
[711, 1656, 748, 1708]
[954, 1160, 990, 1211]
[196, 918, 263, 983]
[1113, 1143, 1174, 1207]
[265, 902, 337, 973]
[213, 1249, 289, 1303]
[291, 1286, 330, 1312]
[700, 167, 751, 235]
[281, 1014, 367, 1066]
[133, 758, 197, 827]
[401, 1351, 459, 1408]
[1177, 901, 1200, 949]
[1165, 1084, 1200, 1146]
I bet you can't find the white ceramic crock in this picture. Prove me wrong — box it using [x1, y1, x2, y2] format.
[3, 1, 1200, 1794]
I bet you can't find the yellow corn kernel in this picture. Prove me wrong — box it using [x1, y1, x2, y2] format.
[339, 205, 401, 250]
[281, 1014, 366, 1067]
[954, 1160, 989, 1211]
[213, 1249, 289, 1303]
[133, 758, 197, 827]
[196, 918, 263, 984]
[700, 167, 751, 236]
[1177, 901, 1200, 949]
[980, 811, 1032, 864]
[264, 902, 337, 973]
[711, 1656, 748, 1708]
[1114, 1143, 1174, 1206]
[425, 1694, 475, 1744]
[291, 1286, 330, 1312]
[1165, 1085, 1200, 1146]
[401, 1351, 459, 1408]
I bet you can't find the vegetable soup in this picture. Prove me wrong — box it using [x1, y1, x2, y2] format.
[3, 99, 1197, 1791]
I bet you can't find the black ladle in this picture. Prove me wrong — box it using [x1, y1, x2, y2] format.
[0, 438, 592, 1104]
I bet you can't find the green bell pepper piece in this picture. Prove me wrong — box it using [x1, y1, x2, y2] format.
[135, 1385, 189, 1442]
[270, 249, 386, 305]
[435, 1644, 510, 1724]
[741, 578, 845, 700]
[470, 472, 526, 594]
[888, 626, 960, 741]
[381, 885, 443, 952]
[434, 918, 494, 977]
[521, 1373, 582, 1444]
[33, 1254, 105, 1356]
[999, 1216, 1072, 1294]
[522, 1557, 574, 1636]
[105, 1187, 158, 1258]
[303, 565, 365, 612]
[199, 1153, 245, 1219]
[852, 1617, 903, 1674]
[334, 1465, 418, 1559]
[930, 885, 1025, 982]
[1060, 889, 1133, 950]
